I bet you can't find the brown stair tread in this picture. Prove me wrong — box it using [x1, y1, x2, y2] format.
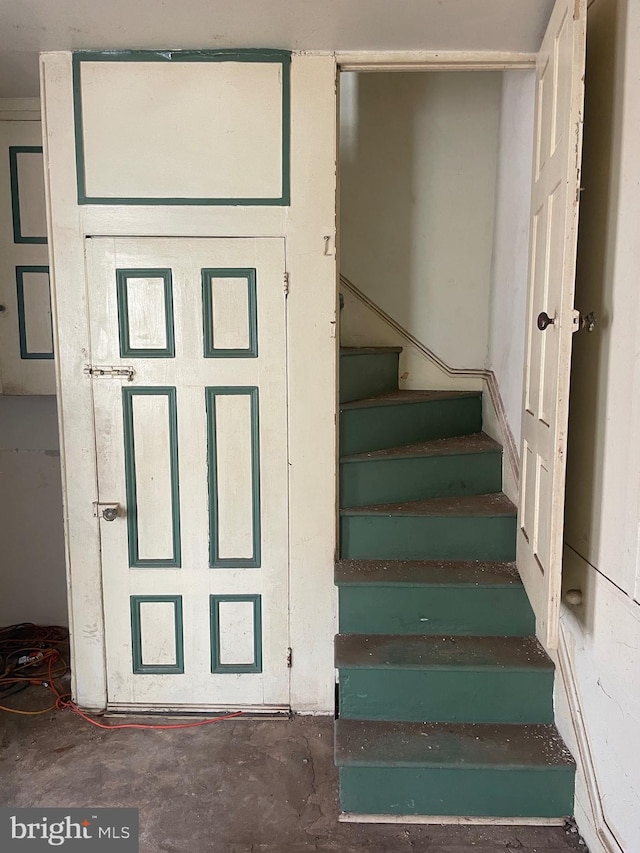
[341, 432, 501, 462]
[335, 559, 521, 586]
[340, 389, 480, 410]
[340, 493, 516, 517]
[335, 634, 552, 670]
[335, 719, 575, 768]
[340, 346, 403, 355]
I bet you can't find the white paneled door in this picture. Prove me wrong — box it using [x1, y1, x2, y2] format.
[517, 0, 586, 649]
[86, 237, 289, 710]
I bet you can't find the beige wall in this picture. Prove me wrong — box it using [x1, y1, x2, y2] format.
[340, 70, 502, 370]
[559, 0, 640, 850]
[0, 396, 68, 626]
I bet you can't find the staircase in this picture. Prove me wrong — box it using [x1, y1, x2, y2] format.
[335, 346, 575, 820]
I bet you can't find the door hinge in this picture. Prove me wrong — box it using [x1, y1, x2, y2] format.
[284, 272, 290, 296]
[286, 647, 293, 668]
[84, 364, 136, 381]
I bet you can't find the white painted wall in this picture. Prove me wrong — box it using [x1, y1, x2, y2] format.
[486, 70, 535, 450]
[0, 396, 68, 626]
[340, 71, 502, 370]
[556, 0, 640, 850]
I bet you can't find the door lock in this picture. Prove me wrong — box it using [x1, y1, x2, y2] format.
[94, 502, 121, 521]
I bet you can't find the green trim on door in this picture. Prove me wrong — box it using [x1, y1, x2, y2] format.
[15, 266, 54, 360]
[201, 268, 258, 358]
[116, 268, 176, 358]
[130, 595, 184, 674]
[122, 387, 182, 568]
[210, 594, 262, 673]
[72, 50, 291, 206]
[9, 146, 48, 244]
[205, 387, 261, 568]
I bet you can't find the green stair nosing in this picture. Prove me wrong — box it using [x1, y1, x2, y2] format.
[340, 493, 517, 518]
[334, 720, 574, 769]
[340, 434, 502, 464]
[334, 559, 521, 588]
[334, 634, 553, 671]
[340, 346, 403, 355]
[340, 389, 481, 412]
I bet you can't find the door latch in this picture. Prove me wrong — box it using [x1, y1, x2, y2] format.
[574, 311, 597, 333]
[84, 364, 136, 381]
[93, 502, 121, 522]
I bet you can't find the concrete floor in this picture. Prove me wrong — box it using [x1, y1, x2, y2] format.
[0, 692, 588, 853]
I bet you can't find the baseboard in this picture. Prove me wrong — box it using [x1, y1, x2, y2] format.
[339, 814, 567, 826]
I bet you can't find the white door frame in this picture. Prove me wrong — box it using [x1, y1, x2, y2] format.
[41, 51, 337, 713]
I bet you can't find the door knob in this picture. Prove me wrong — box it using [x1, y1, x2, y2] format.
[537, 311, 555, 331]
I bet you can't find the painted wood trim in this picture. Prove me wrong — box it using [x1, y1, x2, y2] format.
[0, 98, 41, 120]
[209, 594, 263, 673]
[130, 595, 184, 674]
[205, 386, 261, 568]
[116, 267, 175, 358]
[336, 50, 537, 70]
[340, 814, 566, 826]
[9, 146, 48, 243]
[72, 50, 291, 206]
[15, 265, 53, 359]
[122, 386, 182, 568]
[201, 267, 258, 358]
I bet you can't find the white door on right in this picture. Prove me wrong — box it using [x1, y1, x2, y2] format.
[517, 0, 586, 649]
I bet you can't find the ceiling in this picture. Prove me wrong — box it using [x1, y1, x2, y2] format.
[0, 0, 556, 98]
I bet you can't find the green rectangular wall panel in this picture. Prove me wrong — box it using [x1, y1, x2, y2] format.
[338, 668, 554, 724]
[340, 395, 482, 456]
[116, 268, 175, 358]
[337, 585, 535, 636]
[122, 387, 181, 568]
[339, 766, 575, 818]
[340, 451, 503, 508]
[206, 387, 261, 568]
[210, 594, 263, 673]
[9, 146, 47, 244]
[340, 515, 517, 561]
[130, 595, 184, 674]
[201, 268, 258, 358]
[15, 265, 54, 360]
[72, 50, 291, 206]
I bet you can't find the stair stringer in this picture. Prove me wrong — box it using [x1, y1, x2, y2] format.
[340, 276, 519, 503]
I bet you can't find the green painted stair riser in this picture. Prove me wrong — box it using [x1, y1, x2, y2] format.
[338, 668, 554, 723]
[337, 584, 535, 636]
[340, 451, 502, 507]
[338, 766, 575, 818]
[340, 515, 517, 561]
[340, 395, 482, 456]
[340, 351, 400, 404]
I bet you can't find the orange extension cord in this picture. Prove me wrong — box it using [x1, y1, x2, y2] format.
[0, 623, 242, 729]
